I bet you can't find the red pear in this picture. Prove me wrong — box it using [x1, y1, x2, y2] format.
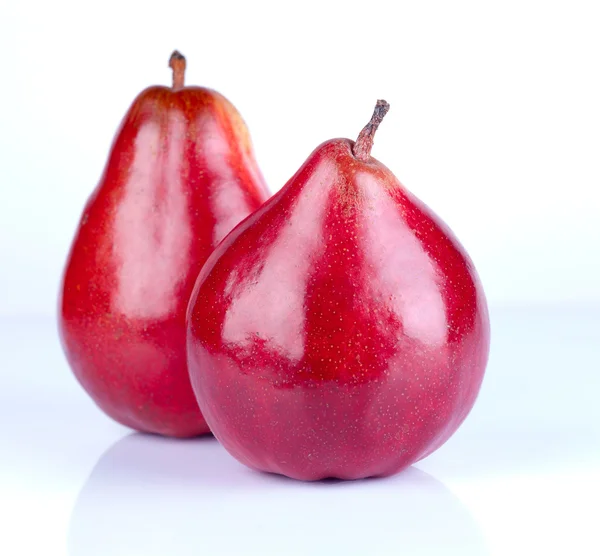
[59, 51, 269, 437]
[187, 100, 490, 478]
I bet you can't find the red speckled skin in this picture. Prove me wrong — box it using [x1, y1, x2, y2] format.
[187, 138, 490, 478]
[59, 85, 269, 437]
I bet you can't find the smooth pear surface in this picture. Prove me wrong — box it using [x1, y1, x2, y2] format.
[187, 135, 489, 478]
[60, 62, 269, 437]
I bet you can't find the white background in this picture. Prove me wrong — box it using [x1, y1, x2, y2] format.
[1, 1, 599, 555]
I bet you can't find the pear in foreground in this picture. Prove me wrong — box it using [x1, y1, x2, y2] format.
[187, 100, 490, 477]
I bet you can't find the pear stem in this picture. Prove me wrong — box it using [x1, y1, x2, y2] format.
[352, 100, 390, 161]
[169, 50, 186, 91]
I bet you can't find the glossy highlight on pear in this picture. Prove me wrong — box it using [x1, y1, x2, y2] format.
[187, 100, 490, 478]
[59, 51, 270, 438]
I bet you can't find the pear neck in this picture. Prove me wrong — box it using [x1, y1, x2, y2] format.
[352, 100, 390, 161]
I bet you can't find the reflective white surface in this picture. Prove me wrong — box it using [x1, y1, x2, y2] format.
[1, 306, 599, 555]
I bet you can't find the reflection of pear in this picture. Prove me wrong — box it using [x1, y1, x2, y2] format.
[69, 434, 487, 555]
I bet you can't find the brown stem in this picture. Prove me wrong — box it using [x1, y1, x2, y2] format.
[169, 50, 186, 91]
[352, 99, 390, 161]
